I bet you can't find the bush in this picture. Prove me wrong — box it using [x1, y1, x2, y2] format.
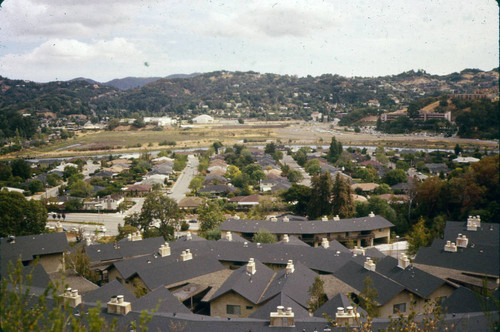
[180, 220, 190, 231]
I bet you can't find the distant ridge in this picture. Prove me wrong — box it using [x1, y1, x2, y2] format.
[68, 73, 201, 90]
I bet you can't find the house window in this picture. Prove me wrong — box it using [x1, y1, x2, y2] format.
[393, 303, 406, 314]
[246, 306, 254, 310]
[227, 304, 241, 315]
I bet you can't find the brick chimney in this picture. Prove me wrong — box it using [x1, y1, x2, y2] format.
[247, 258, 256, 275]
[368, 211, 375, 218]
[282, 234, 289, 243]
[186, 231, 192, 240]
[107, 295, 131, 315]
[321, 216, 329, 221]
[282, 216, 289, 222]
[444, 241, 457, 252]
[225, 231, 233, 241]
[270, 306, 295, 327]
[456, 234, 468, 248]
[159, 242, 171, 257]
[180, 249, 193, 261]
[364, 257, 376, 271]
[285, 260, 295, 274]
[270, 216, 278, 222]
[397, 253, 410, 269]
[333, 215, 340, 221]
[61, 287, 81, 307]
[321, 238, 329, 248]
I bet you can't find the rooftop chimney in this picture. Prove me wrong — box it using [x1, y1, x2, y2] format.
[107, 295, 131, 315]
[364, 257, 376, 271]
[7, 235, 15, 244]
[321, 216, 329, 222]
[159, 242, 171, 257]
[335, 306, 359, 327]
[456, 234, 468, 248]
[467, 215, 481, 231]
[285, 260, 295, 274]
[368, 211, 375, 218]
[283, 216, 289, 222]
[247, 258, 256, 275]
[352, 246, 365, 256]
[85, 237, 92, 246]
[186, 231, 192, 240]
[270, 216, 278, 222]
[444, 241, 457, 252]
[270, 305, 295, 327]
[321, 238, 329, 249]
[397, 253, 410, 269]
[61, 287, 81, 307]
[131, 231, 142, 241]
[282, 234, 289, 243]
[127, 233, 132, 241]
[333, 215, 340, 221]
[180, 249, 193, 261]
[225, 231, 233, 241]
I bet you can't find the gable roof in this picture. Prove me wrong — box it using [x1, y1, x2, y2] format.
[1, 233, 68, 275]
[442, 221, 498, 248]
[220, 215, 394, 235]
[86, 237, 165, 263]
[250, 293, 311, 320]
[443, 287, 498, 314]
[133, 287, 192, 314]
[375, 256, 447, 298]
[259, 261, 317, 307]
[83, 280, 134, 304]
[413, 239, 499, 277]
[210, 259, 275, 304]
[333, 261, 405, 306]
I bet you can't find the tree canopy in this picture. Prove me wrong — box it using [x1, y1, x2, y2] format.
[0, 191, 47, 237]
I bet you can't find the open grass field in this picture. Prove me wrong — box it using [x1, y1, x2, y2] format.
[4, 121, 498, 159]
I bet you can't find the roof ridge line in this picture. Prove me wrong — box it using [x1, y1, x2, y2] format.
[257, 271, 277, 304]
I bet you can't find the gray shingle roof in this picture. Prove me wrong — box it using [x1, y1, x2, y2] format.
[87, 237, 165, 263]
[220, 215, 394, 235]
[133, 287, 192, 314]
[138, 255, 226, 290]
[82, 280, 134, 304]
[1, 233, 68, 275]
[314, 293, 367, 318]
[259, 261, 317, 307]
[333, 261, 405, 306]
[210, 259, 275, 304]
[250, 293, 311, 319]
[413, 239, 499, 276]
[375, 256, 446, 298]
[443, 221, 498, 248]
[443, 287, 498, 314]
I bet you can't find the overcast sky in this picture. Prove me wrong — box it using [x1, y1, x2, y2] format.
[0, 0, 498, 82]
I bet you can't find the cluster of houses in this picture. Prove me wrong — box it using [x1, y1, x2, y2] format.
[0, 215, 497, 331]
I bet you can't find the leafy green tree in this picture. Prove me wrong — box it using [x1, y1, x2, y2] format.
[305, 159, 321, 175]
[243, 164, 265, 185]
[199, 201, 225, 232]
[63, 165, 79, 180]
[212, 141, 223, 154]
[265, 142, 276, 154]
[126, 191, 182, 240]
[189, 176, 204, 192]
[373, 183, 392, 195]
[281, 184, 311, 216]
[28, 179, 44, 194]
[11, 159, 31, 180]
[224, 165, 241, 180]
[331, 173, 355, 218]
[359, 276, 380, 318]
[116, 224, 139, 241]
[0, 191, 47, 237]
[408, 217, 432, 255]
[46, 173, 61, 187]
[383, 169, 407, 186]
[287, 169, 303, 183]
[0, 164, 12, 181]
[252, 229, 277, 243]
[69, 179, 93, 197]
[326, 136, 343, 163]
[307, 172, 333, 219]
[307, 276, 327, 312]
[200, 228, 221, 240]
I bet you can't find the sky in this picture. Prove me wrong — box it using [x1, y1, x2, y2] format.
[0, 0, 498, 82]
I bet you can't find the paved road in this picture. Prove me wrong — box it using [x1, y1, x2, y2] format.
[281, 154, 311, 186]
[168, 155, 199, 202]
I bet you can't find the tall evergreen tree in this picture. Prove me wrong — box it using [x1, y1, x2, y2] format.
[307, 172, 333, 219]
[331, 173, 355, 218]
[326, 136, 343, 163]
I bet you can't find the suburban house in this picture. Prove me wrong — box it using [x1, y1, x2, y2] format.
[83, 194, 124, 211]
[219, 214, 394, 247]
